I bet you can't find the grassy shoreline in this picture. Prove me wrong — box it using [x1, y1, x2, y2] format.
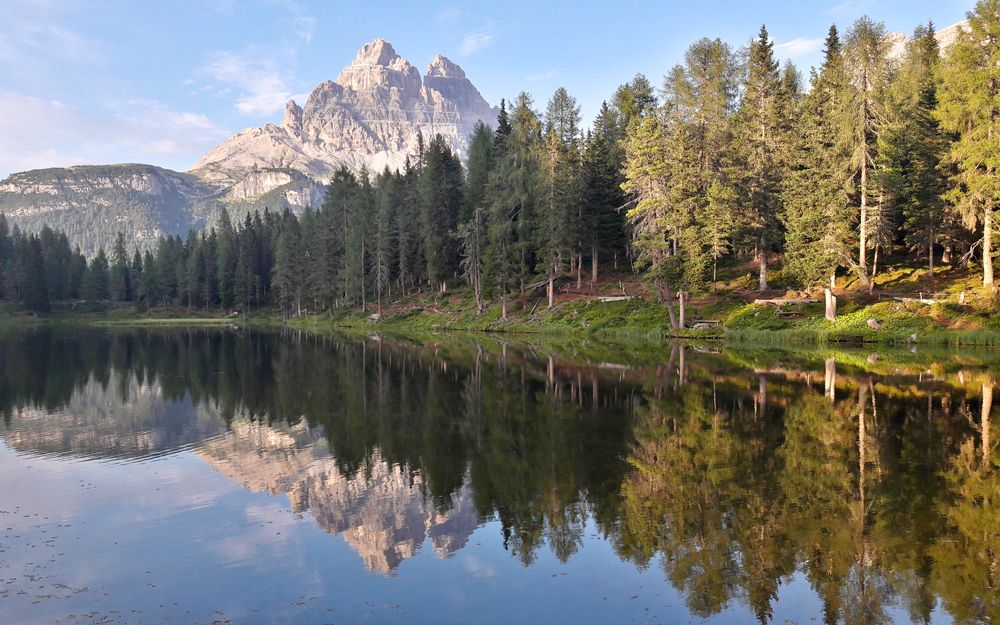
[3, 262, 999, 345]
[4, 299, 995, 346]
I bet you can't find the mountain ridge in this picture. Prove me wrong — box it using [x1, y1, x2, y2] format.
[0, 38, 497, 255]
[191, 38, 496, 185]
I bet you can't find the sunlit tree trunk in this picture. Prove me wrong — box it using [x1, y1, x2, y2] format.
[983, 381, 993, 467]
[984, 205, 994, 286]
[825, 357, 836, 401]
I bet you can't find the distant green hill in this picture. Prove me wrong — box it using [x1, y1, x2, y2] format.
[0, 164, 325, 256]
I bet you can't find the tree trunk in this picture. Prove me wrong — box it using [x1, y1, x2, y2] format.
[678, 291, 686, 329]
[984, 205, 994, 286]
[758, 251, 767, 292]
[547, 270, 554, 309]
[869, 244, 879, 294]
[591, 245, 598, 284]
[825, 287, 837, 321]
[859, 93, 870, 287]
[824, 357, 836, 401]
[576, 254, 582, 290]
[501, 293, 508, 321]
[591, 375, 598, 411]
[982, 382, 992, 467]
[758, 376, 767, 420]
[928, 229, 935, 279]
[659, 281, 678, 331]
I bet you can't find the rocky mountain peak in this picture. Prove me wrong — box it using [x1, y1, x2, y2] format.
[335, 38, 421, 94]
[352, 38, 400, 67]
[426, 54, 466, 79]
[887, 20, 968, 60]
[282, 99, 303, 135]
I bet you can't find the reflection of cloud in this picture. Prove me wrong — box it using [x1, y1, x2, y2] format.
[774, 37, 824, 59]
[461, 554, 497, 578]
[459, 30, 495, 56]
[212, 501, 300, 566]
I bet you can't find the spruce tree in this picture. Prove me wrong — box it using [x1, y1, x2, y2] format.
[541, 87, 583, 306]
[322, 166, 359, 305]
[881, 23, 949, 278]
[273, 211, 304, 317]
[464, 121, 495, 223]
[843, 16, 891, 286]
[20, 236, 49, 312]
[216, 208, 237, 308]
[457, 205, 486, 313]
[937, 0, 1000, 286]
[733, 25, 789, 291]
[371, 169, 398, 314]
[782, 26, 853, 288]
[110, 232, 131, 301]
[583, 102, 628, 284]
[83, 248, 110, 302]
[419, 135, 463, 293]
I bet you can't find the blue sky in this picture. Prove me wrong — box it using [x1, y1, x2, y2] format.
[0, 0, 975, 178]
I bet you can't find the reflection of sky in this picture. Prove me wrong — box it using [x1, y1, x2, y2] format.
[0, 440, 714, 625]
[0, 368, 961, 625]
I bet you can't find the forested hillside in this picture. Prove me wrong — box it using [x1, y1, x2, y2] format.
[2, 3, 999, 325]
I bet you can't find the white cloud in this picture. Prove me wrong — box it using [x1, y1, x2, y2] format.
[206, 0, 238, 12]
[200, 49, 296, 116]
[774, 37, 824, 59]
[458, 30, 495, 56]
[827, 0, 875, 18]
[438, 8, 462, 24]
[0, 91, 228, 177]
[526, 70, 557, 82]
[267, 0, 317, 43]
[196, 1, 315, 116]
[0, 2, 104, 79]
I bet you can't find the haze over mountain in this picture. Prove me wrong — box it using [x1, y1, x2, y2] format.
[0, 39, 496, 256]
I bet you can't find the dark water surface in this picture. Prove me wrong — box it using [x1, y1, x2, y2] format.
[0, 327, 996, 624]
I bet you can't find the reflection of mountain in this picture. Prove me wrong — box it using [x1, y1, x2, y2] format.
[1, 375, 226, 459]
[198, 419, 479, 574]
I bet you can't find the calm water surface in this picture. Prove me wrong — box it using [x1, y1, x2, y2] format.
[0, 328, 996, 624]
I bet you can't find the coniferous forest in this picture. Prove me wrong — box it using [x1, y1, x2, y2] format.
[2, 4, 1000, 323]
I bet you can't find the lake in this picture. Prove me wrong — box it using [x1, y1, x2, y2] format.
[0, 327, 996, 624]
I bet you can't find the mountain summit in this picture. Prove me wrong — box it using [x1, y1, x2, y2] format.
[0, 39, 498, 255]
[191, 39, 497, 186]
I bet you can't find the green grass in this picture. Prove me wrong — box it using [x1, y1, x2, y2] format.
[4, 256, 1000, 346]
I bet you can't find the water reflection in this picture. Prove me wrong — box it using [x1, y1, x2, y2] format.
[0, 327, 996, 624]
[200, 420, 478, 574]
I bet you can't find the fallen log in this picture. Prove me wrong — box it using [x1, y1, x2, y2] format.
[753, 298, 819, 306]
[596, 295, 634, 302]
[892, 296, 940, 305]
